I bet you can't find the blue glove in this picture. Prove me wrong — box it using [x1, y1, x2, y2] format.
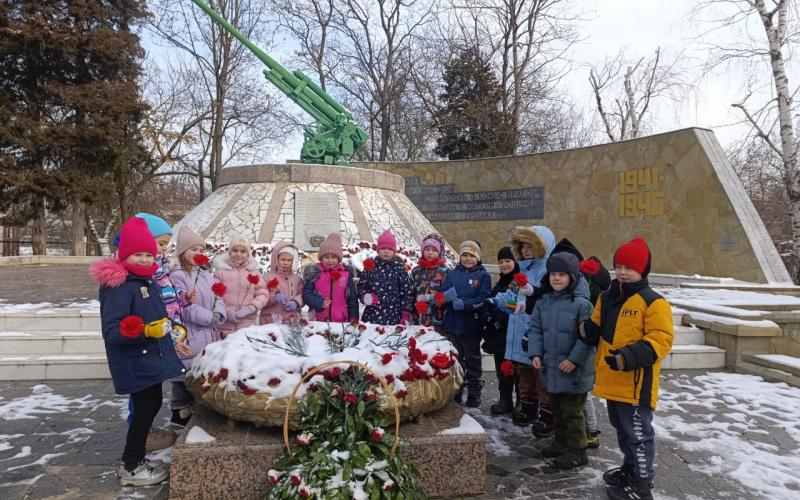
[442, 287, 457, 302]
[284, 300, 298, 312]
[274, 292, 287, 305]
[452, 297, 465, 310]
[521, 336, 529, 353]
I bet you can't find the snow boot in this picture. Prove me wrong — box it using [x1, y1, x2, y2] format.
[606, 479, 654, 500]
[490, 381, 514, 415]
[466, 393, 481, 408]
[552, 449, 589, 470]
[585, 429, 601, 449]
[512, 399, 538, 426]
[540, 440, 567, 459]
[532, 402, 554, 438]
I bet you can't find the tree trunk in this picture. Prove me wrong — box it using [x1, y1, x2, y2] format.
[2, 226, 21, 256]
[31, 196, 47, 255]
[70, 201, 86, 256]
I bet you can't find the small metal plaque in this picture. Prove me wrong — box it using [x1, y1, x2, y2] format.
[294, 192, 341, 251]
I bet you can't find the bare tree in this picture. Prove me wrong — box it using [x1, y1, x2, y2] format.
[693, 0, 799, 281]
[149, 0, 291, 195]
[274, 0, 336, 92]
[589, 47, 688, 142]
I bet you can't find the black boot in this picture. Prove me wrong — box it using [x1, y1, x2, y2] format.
[466, 392, 481, 408]
[490, 381, 514, 415]
[512, 399, 538, 426]
[453, 386, 463, 404]
[606, 478, 654, 500]
[532, 402, 554, 438]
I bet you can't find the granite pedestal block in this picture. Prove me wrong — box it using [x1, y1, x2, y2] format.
[169, 402, 486, 499]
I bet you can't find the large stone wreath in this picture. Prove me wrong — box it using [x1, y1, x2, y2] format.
[185, 320, 464, 429]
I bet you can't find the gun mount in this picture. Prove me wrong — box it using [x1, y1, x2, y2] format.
[190, 0, 368, 166]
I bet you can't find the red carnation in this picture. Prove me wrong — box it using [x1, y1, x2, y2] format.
[268, 377, 281, 386]
[299, 485, 311, 498]
[381, 353, 394, 365]
[384, 374, 394, 384]
[247, 273, 260, 285]
[365, 391, 378, 402]
[211, 282, 227, 297]
[513, 273, 528, 287]
[290, 473, 302, 486]
[415, 301, 428, 315]
[430, 352, 450, 370]
[371, 427, 385, 443]
[193, 254, 210, 266]
[500, 360, 515, 377]
[408, 337, 416, 349]
[363, 258, 376, 271]
[357, 323, 367, 332]
[434, 291, 446, 307]
[219, 368, 229, 380]
[267, 278, 279, 289]
[330, 269, 342, 281]
[267, 469, 281, 485]
[349, 318, 359, 326]
[119, 315, 144, 338]
[343, 392, 358, 405]
[579, 258, 602, 276]
[395, 389, 408, 399]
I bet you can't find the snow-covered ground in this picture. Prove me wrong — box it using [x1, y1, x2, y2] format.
[0, 299, 99, 314]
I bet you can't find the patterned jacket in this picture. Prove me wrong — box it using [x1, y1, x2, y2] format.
[358, 257, 413, 325]
[410, 259, 448, 326]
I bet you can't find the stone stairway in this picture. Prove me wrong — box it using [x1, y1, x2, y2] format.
[481, 309, 726, 371]
[736, 353, 800, 388]
[0, 310, 109, 380]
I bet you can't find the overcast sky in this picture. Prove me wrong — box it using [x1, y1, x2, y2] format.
[144, 0, 797, 162]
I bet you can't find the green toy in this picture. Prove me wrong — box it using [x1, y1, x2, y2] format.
[190, 0, 368, 165]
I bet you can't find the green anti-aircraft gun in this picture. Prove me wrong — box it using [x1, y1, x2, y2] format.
[190, 0, 367, 166]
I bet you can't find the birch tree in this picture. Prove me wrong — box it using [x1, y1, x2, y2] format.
[694, 0, 799, 281]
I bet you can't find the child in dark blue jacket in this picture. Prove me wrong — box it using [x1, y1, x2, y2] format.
[90, 216, 185, 487]
[441, 240, 492, 407]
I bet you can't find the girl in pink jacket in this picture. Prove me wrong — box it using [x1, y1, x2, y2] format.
[261, 241, 304, 324]
[212, 236, 270, 337]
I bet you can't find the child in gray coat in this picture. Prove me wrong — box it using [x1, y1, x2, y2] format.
[529, 252, 595, 469]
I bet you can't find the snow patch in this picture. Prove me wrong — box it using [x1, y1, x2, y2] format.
[0, 386, 101, 420]
[439, 413, 485, 435]
[753, 354, 800, 371]
[185, 426, 216, 444]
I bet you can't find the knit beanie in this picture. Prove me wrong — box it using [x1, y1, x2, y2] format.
[228, 234, 250, 252]
[318, 233, 343, 260]
[277, 244, 299, 263]
[546, 252, 580, 277]
[459, 240, 481, 261]
[135, 212, 172, 238]
[497, 246, 515, 262]
[376, 230, 398, 252]
[118, 216, 157, 261]
[421, 235, 442, 254]
[613, 237, 651, 276]
[175, 226, 205, 257]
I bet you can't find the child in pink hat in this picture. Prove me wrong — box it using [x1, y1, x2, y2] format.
[357, 229, 413, 325]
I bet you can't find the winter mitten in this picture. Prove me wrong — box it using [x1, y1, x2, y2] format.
[212, 312, 224, 326]
[604, 349, 625, 371]
[518, 283, 534, 297]
[235, 306, 255, 320]
[400, 311, 411, 325]
[273, 292, 287, 305]
[452, 297, 465, 310]
[416, 294, 433, 303]
[144, 318, 169, 339]
[362, 293, 380, 306]
[284, 300, 299, 312]
[442, 287, 458, 302]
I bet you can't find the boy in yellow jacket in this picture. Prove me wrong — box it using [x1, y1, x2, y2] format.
[579, 237, 673, 500]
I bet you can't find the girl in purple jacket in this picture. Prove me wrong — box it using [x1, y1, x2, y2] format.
[168, 226, 226, 427]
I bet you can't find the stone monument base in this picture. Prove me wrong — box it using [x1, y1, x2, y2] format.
[169, 403, 486, 499]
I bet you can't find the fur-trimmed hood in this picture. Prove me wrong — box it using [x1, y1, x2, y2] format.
[510, 225, 555, 261]
[212, 253, 258, 272]
[89, 258, 128, 288]
[270, 241, 299, 274]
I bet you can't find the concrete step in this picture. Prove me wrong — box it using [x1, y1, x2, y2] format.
[672, 309, 686, 325]
[662, 344, 726, 370]
[0, 331, 103, 355]
[0, 311, 100, 331]
[674, 325, 706, 345]
[0, 354, 110, 380]
[742, 354, 800, 378]
[736, 360, 800, 389]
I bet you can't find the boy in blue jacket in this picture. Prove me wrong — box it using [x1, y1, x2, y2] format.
[89, 216, 185, 486]
[441, 240, 492, 407]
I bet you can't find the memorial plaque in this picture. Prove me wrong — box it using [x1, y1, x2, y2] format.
[405, 176, 544, 221]
[294, 192, 341, 251]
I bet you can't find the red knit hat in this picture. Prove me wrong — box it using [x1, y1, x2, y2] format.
[613, 237, 651, 276]
[376, 230, 397, 252]
[118, 216, 157, 261]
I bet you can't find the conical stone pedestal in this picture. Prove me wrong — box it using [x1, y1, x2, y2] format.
[174, 163, 443, 251]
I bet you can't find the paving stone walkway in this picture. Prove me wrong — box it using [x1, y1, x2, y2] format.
[3, 369, 798, 499]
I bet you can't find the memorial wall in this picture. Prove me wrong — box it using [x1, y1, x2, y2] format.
[360, 128, 790, 283]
